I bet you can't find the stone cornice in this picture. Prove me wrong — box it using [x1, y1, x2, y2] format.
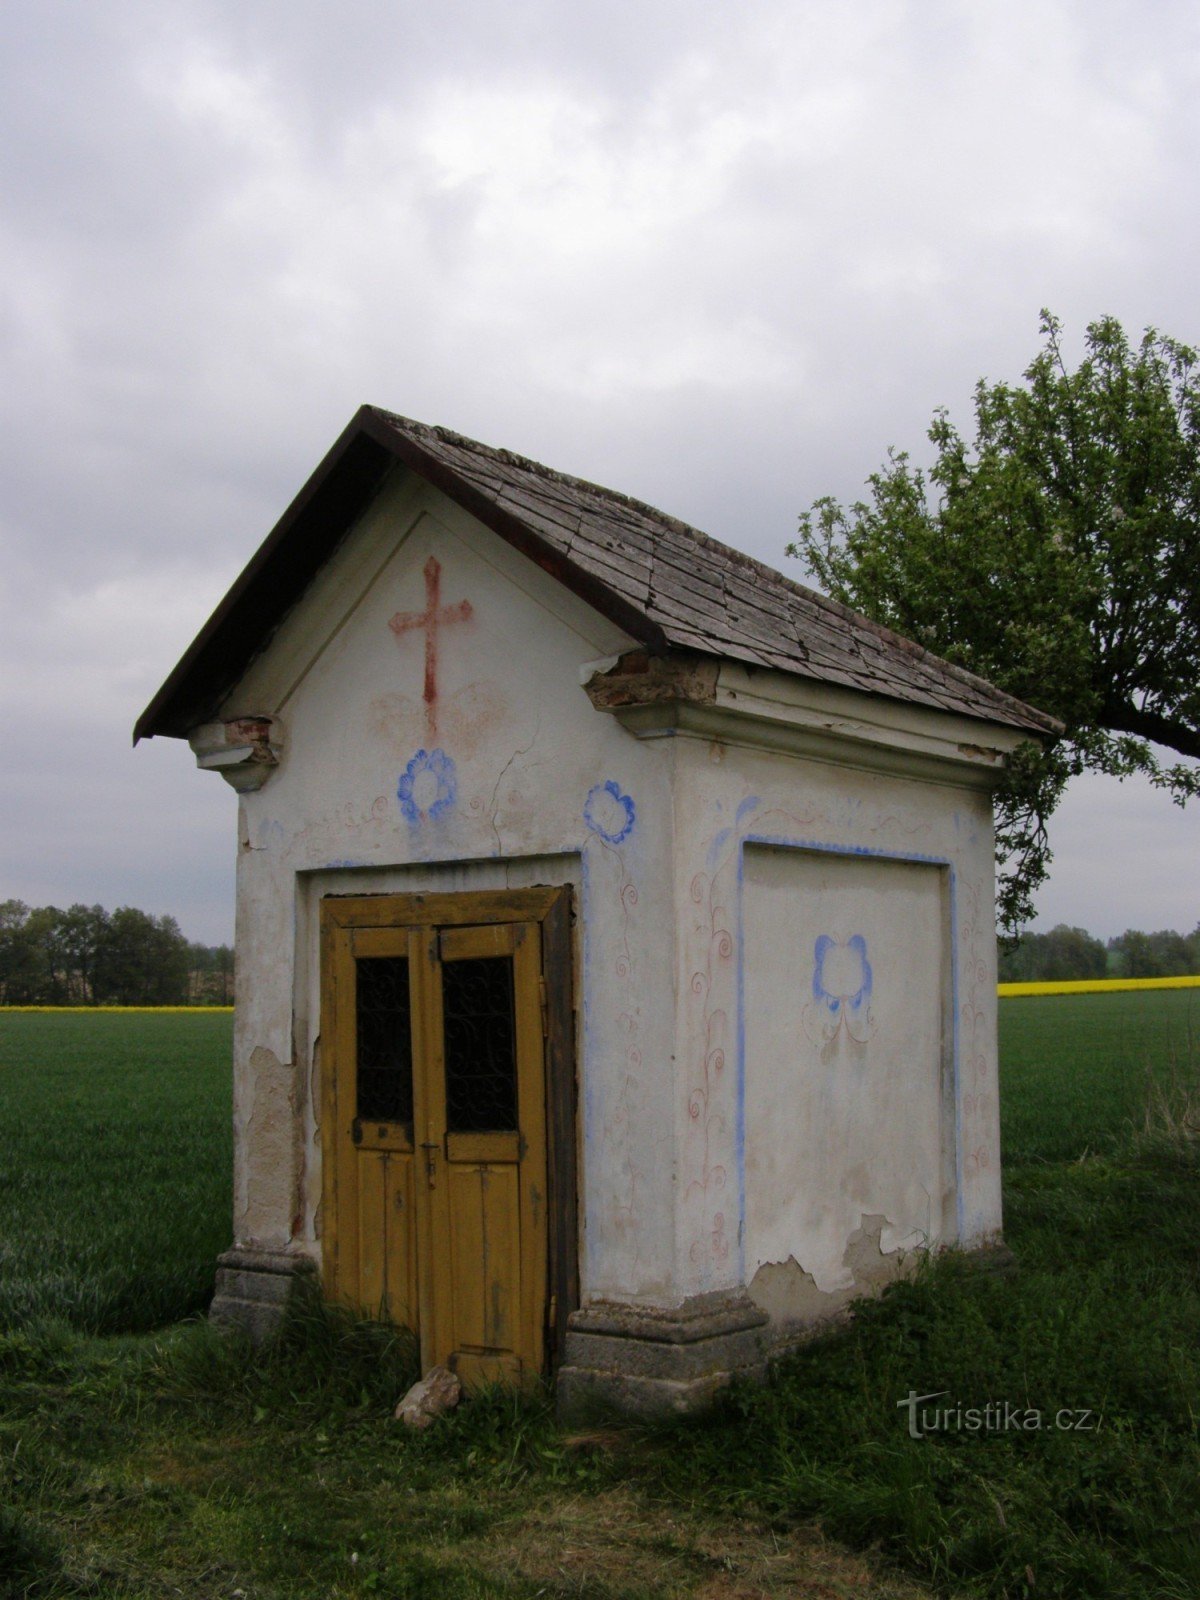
[587, 653, 1028, 790]
[188, 717, 281, 792]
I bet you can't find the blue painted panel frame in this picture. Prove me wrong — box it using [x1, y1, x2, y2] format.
[735, 834, 962, 1284]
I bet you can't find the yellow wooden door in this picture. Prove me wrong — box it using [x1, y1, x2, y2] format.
[322, 899, 548, 1385]
[327, 922, 422, 1328]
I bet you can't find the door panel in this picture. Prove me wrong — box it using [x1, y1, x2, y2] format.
[446, 1162, 521, 1383]
[328, 925, 422, 1323]
[356, 1148, 387, 1312]
[384, 1153, 419, 1329]
[321, 896, 553, 1386]
[426, 921, 546, 1382]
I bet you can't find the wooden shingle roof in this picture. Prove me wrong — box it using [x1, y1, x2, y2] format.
[135, 406, 1060, 742]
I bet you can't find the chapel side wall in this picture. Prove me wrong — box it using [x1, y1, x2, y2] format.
[668, 733, 1003, 1327]
[230, 801, 304, 1251]
[220, 471, 682, 1305]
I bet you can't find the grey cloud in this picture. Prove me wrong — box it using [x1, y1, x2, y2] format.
[2, 0, 1197, 940]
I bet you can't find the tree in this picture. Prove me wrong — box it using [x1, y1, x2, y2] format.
[186, 941, 234, 1004]
[1109, 927, 1195, 979]
[998, 924, 1108, 983]
[93, 908, 190, 1006]
[0, 900, 214, 1003]
[0, 900, 47, 1003]
[56, 903, 109, 1001]
[791, 313, 1200, 931]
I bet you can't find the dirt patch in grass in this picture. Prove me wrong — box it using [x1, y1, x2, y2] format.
[476, 1485, 928, 1598]
[116, 1433, 929, 1598]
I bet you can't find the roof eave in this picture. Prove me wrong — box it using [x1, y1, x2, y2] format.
[358, 409, 669, 656]
[134, 407, 394, 742]
[134, 407, 668, 744]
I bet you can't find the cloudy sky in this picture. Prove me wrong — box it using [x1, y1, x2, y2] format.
[3, 0, 1197, 946]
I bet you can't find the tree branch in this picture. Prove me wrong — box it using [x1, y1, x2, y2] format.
[1101, 700, 1200, 760]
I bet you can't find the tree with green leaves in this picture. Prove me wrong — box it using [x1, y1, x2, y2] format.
[1109, 927, 1196, 979]
[791, 313, 1200, 930]
[93, 907, 190, 1006]
[997, 924, 1109, 983]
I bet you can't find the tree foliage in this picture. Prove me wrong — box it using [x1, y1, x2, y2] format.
[1111, 925, 1200, 980]
[0, 901, 232, 1005]
[997, 924, 1109, 983]
[791, 313, 1200, 930]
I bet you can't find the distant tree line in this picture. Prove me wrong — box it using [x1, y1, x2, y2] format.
[999, 922, 1200, 983]
[3, 897, 1195, 1000]
[0, 901, 233, 1006]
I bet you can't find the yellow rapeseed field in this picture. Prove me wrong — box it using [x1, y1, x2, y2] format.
[998, 975, 1200, 997]
[5, 982, 1200, 1008]
[0, 1005, 234, 1013]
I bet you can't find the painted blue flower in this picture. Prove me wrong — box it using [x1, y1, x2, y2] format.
[584, 779, 635, 845]
[398, 748, 457, 824]
[813, 934, 872, 1014]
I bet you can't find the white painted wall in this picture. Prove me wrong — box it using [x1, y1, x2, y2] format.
[209, 463, 1006, 1331]
[220, 467, 682, 1303]
[664, 733, 1002, 1324]
[742, 847, 950, 1288]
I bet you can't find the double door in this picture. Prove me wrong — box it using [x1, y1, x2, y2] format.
[321, 890, 569, 1386]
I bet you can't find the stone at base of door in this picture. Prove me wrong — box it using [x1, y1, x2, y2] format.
[556, 1290, 771, 1419]
[209, 1246, 318, 1344]
[207, 1254, 770, 1417]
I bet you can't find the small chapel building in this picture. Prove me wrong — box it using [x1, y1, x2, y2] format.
[136, 407, 1057, 1413]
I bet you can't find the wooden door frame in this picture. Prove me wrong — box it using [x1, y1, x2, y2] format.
[319, 885, 578, 1372]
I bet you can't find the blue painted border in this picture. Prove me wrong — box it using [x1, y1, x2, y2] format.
[579, 845, 596, 1287]
[735, 833, 963, 1281]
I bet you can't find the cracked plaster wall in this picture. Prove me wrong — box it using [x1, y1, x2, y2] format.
[668, 734, 1001, 1326]
[216, 469, 1004, 1327]
[221, 472, 679, 1301]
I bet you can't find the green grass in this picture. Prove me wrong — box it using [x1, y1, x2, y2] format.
[0, 998, 1198, 1598]
[0, 1012, 232, 1332]
[998, 988, 1199, 1161]
[638, 989, 1200, 1598]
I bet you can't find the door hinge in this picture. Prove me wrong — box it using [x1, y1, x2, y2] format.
[420, 1141, 438, 1189]
[538, 976, 549, 1038]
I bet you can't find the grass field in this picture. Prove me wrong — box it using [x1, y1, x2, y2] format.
[999, 987, 1198, 1162]
[0, 1013, 231, 1333]
[0, 994, 1197, 1599]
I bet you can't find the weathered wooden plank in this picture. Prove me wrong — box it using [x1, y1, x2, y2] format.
[576, 509, 660, 561]
[566, 536, 653, 590]
[541, 883, 576, 1368]
[495, 484, 584, 537]
[429, 421, 1054, 731]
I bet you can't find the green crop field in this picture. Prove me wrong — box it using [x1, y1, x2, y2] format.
[999, 987, 1199, 1162]
[0, 1011, 232, 1333]
[0, 995, 1197, 1599]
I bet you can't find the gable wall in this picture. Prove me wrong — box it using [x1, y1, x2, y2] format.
[221, 470, 683, 1304]
[210, 464, 1006, 1331]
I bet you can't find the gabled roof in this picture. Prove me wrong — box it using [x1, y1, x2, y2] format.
[135, 405, 1061, 743]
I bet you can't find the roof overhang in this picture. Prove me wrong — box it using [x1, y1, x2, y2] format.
[134, 406, 667, 742]
[585, 650, 1033, 788]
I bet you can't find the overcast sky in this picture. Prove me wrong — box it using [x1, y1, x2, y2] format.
[2, 0, 1197, 946]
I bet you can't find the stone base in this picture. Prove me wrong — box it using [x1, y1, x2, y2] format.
[208, 1246, 318, 1343]
[556, 1290, 769, 1419]
[963, 1241, 1018, 1275]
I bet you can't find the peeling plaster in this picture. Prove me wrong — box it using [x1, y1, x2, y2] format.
[747, 1213, 916, 1333]
[239, 1046, 304, 1249]
[213, 471, 1005, 1334]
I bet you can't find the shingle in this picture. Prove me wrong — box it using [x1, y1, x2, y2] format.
[368, 410, 1059, 736]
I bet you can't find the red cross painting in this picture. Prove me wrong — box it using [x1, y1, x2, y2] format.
[388, 556, 473, 738]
